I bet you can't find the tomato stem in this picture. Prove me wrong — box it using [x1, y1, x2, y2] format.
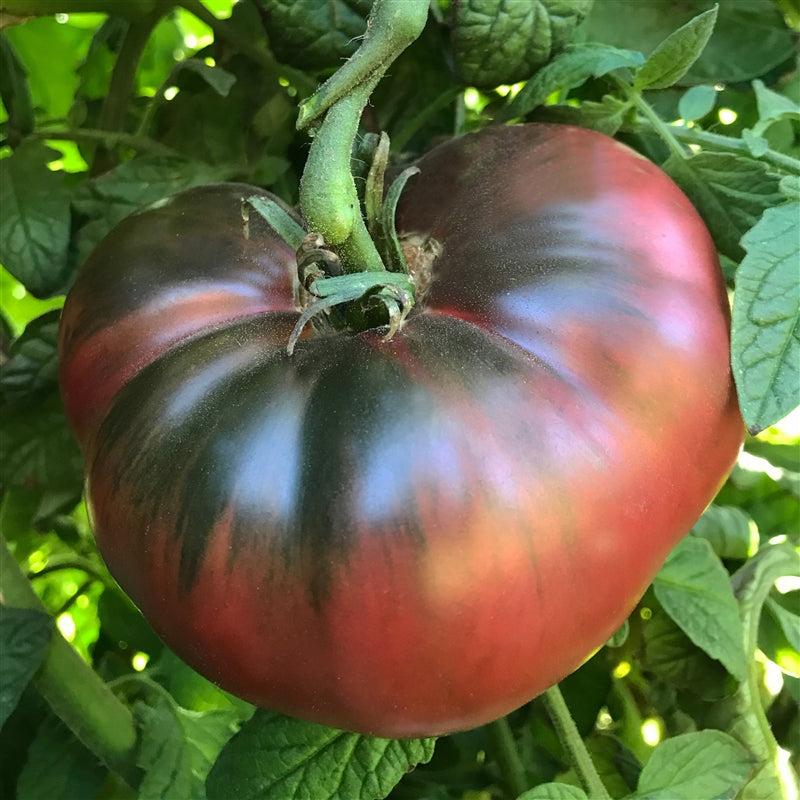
[486, 717, 529, 798]
[297, 0, 428, 275]
[542, 684, 613, 800]
[0, 536, 141, 787]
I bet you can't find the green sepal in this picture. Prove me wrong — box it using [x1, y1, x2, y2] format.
[246, 195, 306, 251]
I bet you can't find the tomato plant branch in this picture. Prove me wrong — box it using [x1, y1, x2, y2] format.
[731, 543, 800, 795]
[611, 76, 687, 161]
[297, 0, 427, 277]
[27, 127, 179, 155]
[0, 536, 141, 788]
[664, 125, 800, 174]
[542, 685, 612, 800]
[93, 12, 162, 172]
[486, 717, 529, 798]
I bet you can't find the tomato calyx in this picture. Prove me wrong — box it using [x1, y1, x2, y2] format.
[287, 232, 415, 354]
[247, 138, 433, 354]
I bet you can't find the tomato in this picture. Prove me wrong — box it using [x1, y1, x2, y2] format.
[58, 124, 744, 738]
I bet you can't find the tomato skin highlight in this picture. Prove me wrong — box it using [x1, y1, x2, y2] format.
[59, 124, 744, 737]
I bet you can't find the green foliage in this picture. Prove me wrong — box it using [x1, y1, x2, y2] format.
[0, 2, 798, 800]
[452, 0, 594, 88]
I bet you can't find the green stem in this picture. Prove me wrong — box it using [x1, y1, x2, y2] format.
[730, 544, 800, 795]
[296, 0, 428, 275]
[0, 0, 166, 17]
[610, 76, 686, 160]
[28, 127, 179, 156]
[542, 685, 612, 800]
[92, 12, 162, 174]
[666, 125, 800, 174]
[296, 0, 429, 130]
[0, 537, 140, 788]
[486, 717, 529, 799]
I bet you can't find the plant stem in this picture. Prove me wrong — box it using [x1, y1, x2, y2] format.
[0, 537, 140, 788]
[542, 685, 612, 800]
[486, 716, 529, 799]
[730, 544, 800, 795]
[296, 0, 428, 275]
[610, 76, 687, 161]
[665, 125, 800, 174]
[28, 127, 179, 155]
[92, 12, 162, 174]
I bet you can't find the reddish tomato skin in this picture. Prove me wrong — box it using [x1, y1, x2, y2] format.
[59, 124, 744, 737]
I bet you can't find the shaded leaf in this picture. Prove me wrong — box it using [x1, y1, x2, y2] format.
[257, 0, 370, 73]
[678, 84, 717, 122]
[518, 785, 588, 799]
[16, 713, 107, 800]
[0, 142, 71, 298]
[0, 309, 60, 406]
[582, 0, 795, 86]
[0, 606, 53, 729]
[690, 505, 759, 561]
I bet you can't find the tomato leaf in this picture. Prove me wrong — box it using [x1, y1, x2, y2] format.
[0, 33, 34, 144]
[72, 155, 232, 267]
[518, 784, 589, 799]
[173, 58, 236, 98]
[501, 42, 644, 121]
[0, 606, 53, 729]
[135, 697, 240, 800]
[663, 151, 784, 261]
[205, 710, 436, 800]
[634, 730, 753, 799]
[759, 595, 800, 677]
[15, 713, 107, 800]
[256, 0, 370, 73]
[731, 202, 800, 434]
[633, 6, 717, 91]
[0, 394, 84, 502]
[0, 309, 60, 407]
[453, 0, 594, 88]
[690, 505, 759, 561]
[582, 0, 794, 86]
[0, 142, 71, 298]
[654, 536, 747, 683]
[677, 84, 717, 122]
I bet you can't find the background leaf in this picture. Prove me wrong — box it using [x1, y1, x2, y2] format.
[0, 310, 60, 407]
[633, 6, 718, 91]
[453, 0, 594, 88]
[0, 142, 71, 298]
[582, 0, 795, 86]
[0, 606, 53, 729]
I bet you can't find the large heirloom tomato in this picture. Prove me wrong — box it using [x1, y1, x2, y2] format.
[59, 124, 744, 737]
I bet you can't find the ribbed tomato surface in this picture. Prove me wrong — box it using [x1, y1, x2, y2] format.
[59, 124, 744, 737]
